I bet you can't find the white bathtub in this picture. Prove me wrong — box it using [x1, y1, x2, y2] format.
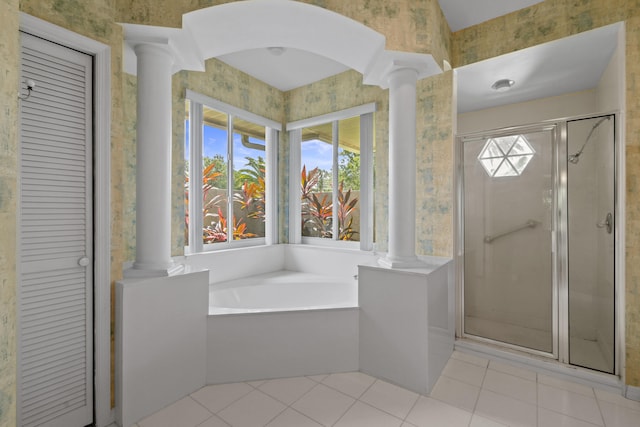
[206, 269, 360, 384]
[209, 271, 357, 314]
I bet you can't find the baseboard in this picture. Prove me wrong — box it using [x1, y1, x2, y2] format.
[625, 385, 640, 401]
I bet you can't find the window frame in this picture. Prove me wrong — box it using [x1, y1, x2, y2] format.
[287, 103, 375, 251]
[185, 89, 281, 254]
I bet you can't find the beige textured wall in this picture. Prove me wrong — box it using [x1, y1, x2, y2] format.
[416, 72, 453, 256]
[452, 0, 640, 387]
[0, 1, 19, 425]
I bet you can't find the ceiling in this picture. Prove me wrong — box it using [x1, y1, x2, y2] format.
[438, 0, 544, 32]
[216, 1, 620, 113]
[457, 23, 620, 113]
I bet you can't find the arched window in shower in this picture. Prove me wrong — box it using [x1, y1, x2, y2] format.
[459, 114, 616, 375]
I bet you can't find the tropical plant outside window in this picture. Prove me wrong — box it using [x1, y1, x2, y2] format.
[185, 98, 271, 252]
[300, 116, 362, 241]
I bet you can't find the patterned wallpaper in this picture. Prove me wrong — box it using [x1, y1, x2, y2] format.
[0, 0, 19, 424]
[416, 72, 454, 256]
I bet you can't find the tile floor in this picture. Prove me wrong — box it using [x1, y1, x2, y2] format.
[133, 351, 640, 427]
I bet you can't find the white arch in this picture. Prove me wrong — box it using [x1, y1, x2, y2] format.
[122, 0, 440, 89]
[183, 0, 385, 75]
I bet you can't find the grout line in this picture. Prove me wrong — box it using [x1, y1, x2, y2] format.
[330, 396, 359, 426]
[356, 380, 419, 423]
[192, 383, 254, 415]
[403, 393, 422, 425]
[187, 395, 215, 420]
[592, 392, 608, 427]
[262, 401, 288, 427]
[287, 379, 320, 407]
[318, 373, 376, 400]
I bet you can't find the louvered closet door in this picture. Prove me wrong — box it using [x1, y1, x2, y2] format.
[18, 32, 93, 427]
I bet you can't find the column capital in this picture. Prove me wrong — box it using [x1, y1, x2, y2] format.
[121, 23, 203, 76]
[132, 40, 176, 64]
[363, 50, 442, 89]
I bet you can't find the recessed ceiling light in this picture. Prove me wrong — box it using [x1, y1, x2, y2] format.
[267, 46, 286, 56]
[491, 78, 515, 92]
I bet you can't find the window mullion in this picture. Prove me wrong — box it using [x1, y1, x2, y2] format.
[332, 120, 339, 240]
[360, 112, 374, 251]
[227, 114, 234, 243]
[289, 129, 302, 244]
[265, 128, 278, 245]
[189, 101, 204, 253]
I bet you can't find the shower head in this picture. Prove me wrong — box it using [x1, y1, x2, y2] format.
[568, 153, 581, 164]
[568, 116, 611, 165]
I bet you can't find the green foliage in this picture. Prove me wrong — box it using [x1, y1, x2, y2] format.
[338, 149, 360, 191]
[234, 156, 266, 222]
[204, 154, 228, 188]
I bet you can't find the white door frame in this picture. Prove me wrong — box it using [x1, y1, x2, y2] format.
[19, 13, 112, 427]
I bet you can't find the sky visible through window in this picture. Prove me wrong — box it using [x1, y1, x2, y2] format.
[185, 121, 335, 170]
[185, 122, 268, 168]
[301, 139, 333, 171]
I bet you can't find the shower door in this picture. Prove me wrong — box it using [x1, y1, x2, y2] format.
[566, 115, 615, 373]
[462, 126, 556, 355]
[460, 115, 616, 374]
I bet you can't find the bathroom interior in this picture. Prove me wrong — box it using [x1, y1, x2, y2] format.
[5, 1, 640, 427]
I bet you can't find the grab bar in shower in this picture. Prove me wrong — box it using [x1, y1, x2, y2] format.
[484, 220, 540, 244]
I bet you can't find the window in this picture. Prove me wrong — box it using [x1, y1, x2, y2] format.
[288, 104, 375, 250]
[185, 90, 280, 253]
[478, 135, 535, 178]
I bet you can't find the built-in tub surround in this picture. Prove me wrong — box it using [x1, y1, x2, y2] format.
[186, 244, 378, 284]
[196, 245, 455, 390]
[198, 245, 373, 384]
[116, 270, 209, 427]
[207, 304, 360, 384]
[359, 258, 455, 395]
[209, 271, 357, 314]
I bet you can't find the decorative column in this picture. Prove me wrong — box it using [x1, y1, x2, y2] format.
[380, 65, 423, 268]
[126, 42, 180, 277]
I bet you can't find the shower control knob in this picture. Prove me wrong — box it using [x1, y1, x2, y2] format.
[78, 257, 90, 267]
[596, 212, 613, 234]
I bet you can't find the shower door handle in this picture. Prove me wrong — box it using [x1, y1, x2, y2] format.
[597, 212, 613, 234]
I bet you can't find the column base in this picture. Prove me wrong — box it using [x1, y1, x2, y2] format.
[124, 262, 185, 278]
[377, 255, 426, 269]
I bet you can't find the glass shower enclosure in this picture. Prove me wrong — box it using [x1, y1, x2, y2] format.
[460, 115, 616, 374]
